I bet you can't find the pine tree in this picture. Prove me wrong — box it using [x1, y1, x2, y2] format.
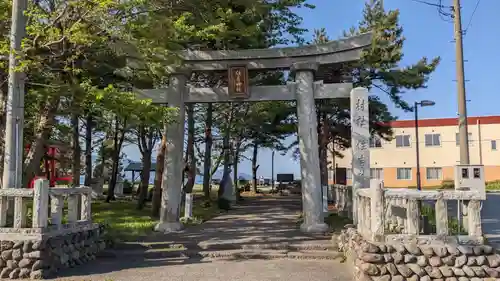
[343, 2, 440, 111]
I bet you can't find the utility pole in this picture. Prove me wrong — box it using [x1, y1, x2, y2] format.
[452, 0, 470, 231]
[3, 0, 28, 189]
[453, 0, 470, 165]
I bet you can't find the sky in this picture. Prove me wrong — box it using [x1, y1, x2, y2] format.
[122, 0, 499, 180]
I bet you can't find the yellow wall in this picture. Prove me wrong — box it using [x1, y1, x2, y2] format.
[329, 121, 500, 187]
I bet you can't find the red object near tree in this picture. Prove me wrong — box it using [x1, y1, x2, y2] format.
[26, 144, 72, 188]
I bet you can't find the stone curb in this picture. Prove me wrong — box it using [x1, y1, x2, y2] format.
[335, 227, 500, 281]
[100, 248, 344, 261]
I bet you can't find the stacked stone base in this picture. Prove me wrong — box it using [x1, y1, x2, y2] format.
[0, 225, 106, 279]
[335, 227, 500, 281]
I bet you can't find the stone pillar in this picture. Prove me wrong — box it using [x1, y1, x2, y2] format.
[350, 87, 370, 223]
[322, 185, 328, 215]
[32, 179, 49, 228]
[184, 193, 193, 218]
[155, 67, 190, 233]
[370, 180, 384, 242]
[292, 62, 328, 233]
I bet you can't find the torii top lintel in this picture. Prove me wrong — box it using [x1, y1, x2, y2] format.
[177, 33, 371, 71]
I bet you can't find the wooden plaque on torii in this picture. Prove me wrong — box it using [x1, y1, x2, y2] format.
[228, 65, 249, 99]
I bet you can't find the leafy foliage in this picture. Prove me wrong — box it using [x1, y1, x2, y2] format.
[343, 2, 440, 111]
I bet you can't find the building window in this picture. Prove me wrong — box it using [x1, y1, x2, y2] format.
[346, 168, 352, 179]
[426, 167, 442, 180]
[370, 136, 382, 148]
[370, 168, 383, 180]
[455, 133, 473, 146]
[397, 168, 412, 180]
[425, 134, 441, 147]
[492, 140, 497, 151]
[395, 135, 411, 147]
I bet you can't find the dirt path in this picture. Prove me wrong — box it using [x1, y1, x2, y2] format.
[47, 195, 353, 281]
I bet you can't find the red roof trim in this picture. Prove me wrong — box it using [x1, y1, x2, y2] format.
[385, 116, 500, 128]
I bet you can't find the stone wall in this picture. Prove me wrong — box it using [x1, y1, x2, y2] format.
[335, 227, 500, 281]
[0, 225, 106, 279]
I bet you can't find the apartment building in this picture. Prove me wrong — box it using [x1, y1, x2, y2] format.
[329, 116, 500, 188]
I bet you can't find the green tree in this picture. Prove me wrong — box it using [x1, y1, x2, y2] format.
[306, 4, 440, 185]
[343, 2, 440, 110]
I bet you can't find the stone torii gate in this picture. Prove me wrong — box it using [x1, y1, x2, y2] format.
[137, 33, 372, 233]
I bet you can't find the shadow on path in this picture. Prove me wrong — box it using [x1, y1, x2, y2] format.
[50, 195, 345, 280]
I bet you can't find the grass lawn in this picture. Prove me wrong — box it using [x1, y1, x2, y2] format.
[92, 200, 157, 242]
[295, 211, 353, 233]
[90, 183, 280, 242]
[92, 194, 222, 242]
[324, 213, 353, 232]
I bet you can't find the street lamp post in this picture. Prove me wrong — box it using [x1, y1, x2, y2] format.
[271, 150, 275, 190]
[414, 100, 436, 191]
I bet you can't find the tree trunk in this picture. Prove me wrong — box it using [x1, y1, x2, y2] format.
[137, 149, 152, 210]
[152, 134, 166, 217]
[202, 103, 213, 200]
[71, 113, 81, 187]
[184, 104, 196, 194]
[96, 141, 106, 179]
[218, 130, 231, 199]
[251, 142, 259, 193]
[84, 113, 93, 186]
[24, 97, 59, 187]
[106, 116, 125, 203]
[233, 140, 241, 201]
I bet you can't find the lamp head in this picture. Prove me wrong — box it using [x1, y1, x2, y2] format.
[419, 100, 435, 107]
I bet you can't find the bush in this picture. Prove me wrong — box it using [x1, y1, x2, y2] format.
[487, 180, 500, 190]
[441, 179, 454, 189]
[217, 197, 231, 211]
[55, 180, 70, 186]
[420, 203, 465, 235]
[180, 216, 204, 225]
[123, 180, 133, 194]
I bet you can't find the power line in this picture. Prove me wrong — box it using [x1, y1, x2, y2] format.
[409, 0, 454, 23]
[463, 0, 481, 35]
[409, 0, 445, 8]
[437, 0, 454, 22]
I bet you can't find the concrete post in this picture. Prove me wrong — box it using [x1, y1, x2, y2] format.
[467, 200, 482, 237]
[155, 67, 190, 233]
[80, 186, 92, 221]
[50, 195, 63, 228]
[67, 194, 79, 223]
[435, 198, 448, 236]
[322, 185, 328, 215]
[32, 179, 49, 228]
[184, 193, 193, 218]
[370, 180, 384, 241]
[406, 200, 420, 235]
[292, 62, 328, 233]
